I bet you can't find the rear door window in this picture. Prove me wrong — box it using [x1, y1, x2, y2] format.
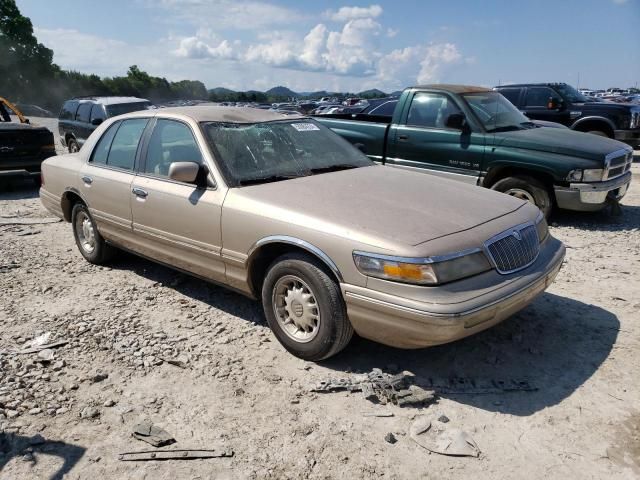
[60, 101, 78, 120]
[105, 118, 149, 170]
[498, 88, 522, 106]
[76, 102, 92, 123]
[90, 121, 120, 165]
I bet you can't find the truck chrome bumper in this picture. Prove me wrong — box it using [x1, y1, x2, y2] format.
[554, 171, 632, 211]
[341, 237, 565, 349]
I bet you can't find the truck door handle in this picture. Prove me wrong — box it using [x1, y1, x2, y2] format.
[132, 187, 148, 198]
[398, 134, 409, 141]
[81, 176, 93, 185]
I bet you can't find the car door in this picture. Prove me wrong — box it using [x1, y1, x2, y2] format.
[521, 86, 571, 125]
[79, 117, 149, 247]
[130, 118, 226, 282]
[386, 91, 484, 185]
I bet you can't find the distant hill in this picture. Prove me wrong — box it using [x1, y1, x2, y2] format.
[265, 86, 300, 98]
[358, 88, 387, 98]
[208, 87, 237, 95]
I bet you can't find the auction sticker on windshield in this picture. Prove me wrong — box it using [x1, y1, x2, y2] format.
[291, 123, 320, 132]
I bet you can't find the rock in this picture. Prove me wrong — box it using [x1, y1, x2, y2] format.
[30, 434, 45, 445]
[384, 432, 397, 444]
[55, 407, 68, 415]
[80, 406, 100, 419]
[28, 408, 42, 415]
[438, 415, 450, 423]
[90, 372, 108, 383]
[103, 399, 116, 407]
[6, 410, 19, 419]
[37, 349, 55, 362]
[52, 361, 66, 371]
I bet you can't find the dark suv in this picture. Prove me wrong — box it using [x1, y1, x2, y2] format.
[58, 96, 152, 153]
[495, 83, 640, 147]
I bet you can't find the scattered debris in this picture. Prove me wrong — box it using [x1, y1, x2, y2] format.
[118, 448, 233, 461]
[132, 421, 176, 447]
[311, 369, 436, 407]
[37, 348, 55, 362]
[384, 432, 397, 444]
[80, 406, 100, 420]
[162, 358, 188, 369]
[363, 411, 394, 418]
[90, 372, 109, 383]
[0, 217, 61, 226]
[409, 417, 480, 457]
[18, 340, 68, 354]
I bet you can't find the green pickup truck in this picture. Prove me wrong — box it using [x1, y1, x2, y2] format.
[315, 85, 633, 217]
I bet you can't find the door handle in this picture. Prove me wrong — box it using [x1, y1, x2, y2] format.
[398, 134, 409, 141]
[132, 187, 148, 198]
[81, 176, 93, 185]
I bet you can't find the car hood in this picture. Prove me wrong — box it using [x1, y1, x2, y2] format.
[491, 126, 629, 162]
[226, 165, 527, 250]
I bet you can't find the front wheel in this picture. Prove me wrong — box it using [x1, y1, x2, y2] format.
[71, 203, 114, 264]
[68, 138, 79, 153]
[491, 175, 553, 218]
[261, 253, 353, 361]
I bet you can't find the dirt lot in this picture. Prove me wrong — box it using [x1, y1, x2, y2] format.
[0, 120, 639, 479]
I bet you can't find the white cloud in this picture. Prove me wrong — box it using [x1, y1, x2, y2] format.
[324, 4, 383, 22]
[173, 36, 235, 59]
[417, 43, 462, 83]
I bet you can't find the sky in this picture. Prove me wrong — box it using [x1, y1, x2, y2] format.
[15, 0, 640, 93]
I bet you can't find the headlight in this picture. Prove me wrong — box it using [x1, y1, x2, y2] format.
[535, 211, 548, 242]
[566, 169, 603, 182]
[353, 250, 492, 285]
[582, 169, 604, 181]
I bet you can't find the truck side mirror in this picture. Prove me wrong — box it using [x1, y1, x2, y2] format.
[445, 113, 467, 131]
[91, 118, 103, 126]
[353, 143, 366, 153]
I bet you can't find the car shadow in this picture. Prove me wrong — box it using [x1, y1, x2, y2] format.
[320, 292, 619, 417]
[0, 432, 85, 480]
[0, 181, 39, 200]
[551, 203, 640, 232]
[108, 252, 263, 325]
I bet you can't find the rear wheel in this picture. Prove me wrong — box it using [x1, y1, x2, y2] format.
[68, 138, 79, 153]
[71, 203, 114, 264]
[491, 175, 553, 218]
[261, 253, 353, 361]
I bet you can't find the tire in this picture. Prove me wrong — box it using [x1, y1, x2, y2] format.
[68, 138, 79, 153]
[71, 203, 114, 264]
[491, 175, 553, 218]
[261, 252, 353, 361]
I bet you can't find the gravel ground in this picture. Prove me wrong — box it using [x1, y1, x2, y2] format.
[0, 119, 639, 479]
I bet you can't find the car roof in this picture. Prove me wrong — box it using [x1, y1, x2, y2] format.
[125, 106, 306, 123]
[73, 96, 150, 105]
[495, 83, 568, 88]
[413, 84, 492, 94]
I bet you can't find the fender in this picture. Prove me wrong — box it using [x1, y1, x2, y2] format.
[61, 186, 91, 221]
[246, 235, 343, 282]
[571, 116, 616, 132]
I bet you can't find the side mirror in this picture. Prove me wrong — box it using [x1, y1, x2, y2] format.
[168, 162, 200, 183]
[547, 97, 561, 110]
[91, 118, 103, 126]
[445, 113, 467, 131]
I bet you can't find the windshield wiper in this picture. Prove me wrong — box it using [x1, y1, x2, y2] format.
[309, 164, 360, 175]
[238, 173, 304, 186]
[486, 125, 523, 133]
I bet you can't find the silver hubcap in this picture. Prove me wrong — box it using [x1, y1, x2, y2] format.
[75, 211, 96, 253]
[504, 188, 535, 204]
[272, 275, 320, 343]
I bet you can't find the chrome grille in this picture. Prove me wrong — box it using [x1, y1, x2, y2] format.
[604, 149, 633, 180]
[485, 224, 540, 274]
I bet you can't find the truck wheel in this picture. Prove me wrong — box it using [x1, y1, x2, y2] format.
[262, 252, 353, 361]
[68, 138, 79, 153]
[71, 203, 114, 264]
[491, 175, 553, 218]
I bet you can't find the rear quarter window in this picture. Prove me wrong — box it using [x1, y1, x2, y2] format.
[497, 88, 522, 106]
[76, 102, 92, 123]
[59, 101, 78, 120]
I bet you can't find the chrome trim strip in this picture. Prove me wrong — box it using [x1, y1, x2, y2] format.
[247, 235, 343, 282]
[482, 221, 539, 274]
[352, 247, 483, 265]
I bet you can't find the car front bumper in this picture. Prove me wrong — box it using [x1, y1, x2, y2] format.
[554, 171, 632, 211]
[341, 236, 566, 349]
